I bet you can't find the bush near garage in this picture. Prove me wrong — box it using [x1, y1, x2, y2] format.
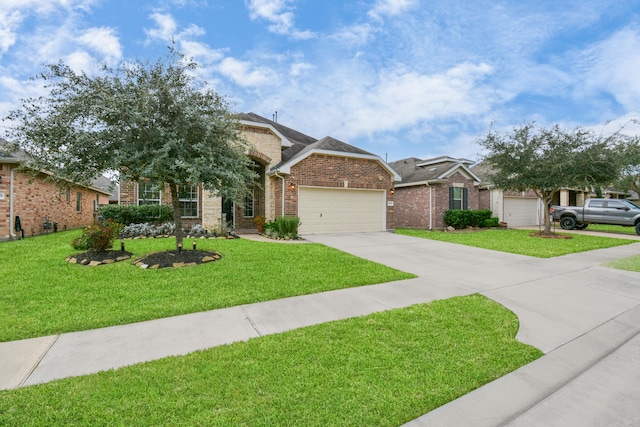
[444, 209, 494, 229]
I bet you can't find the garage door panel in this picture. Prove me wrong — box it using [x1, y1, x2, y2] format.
[504, 197, 541, 227]
[298, 187, 384, 234]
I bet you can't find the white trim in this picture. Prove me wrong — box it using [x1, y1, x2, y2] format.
[240, 120, 293, 148]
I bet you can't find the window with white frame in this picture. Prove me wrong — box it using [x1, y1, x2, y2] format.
[178, 185, 199, 217]
[243, 188, 255, 218]
[138, 182, 161, 205]
[449, 187, 468, 210]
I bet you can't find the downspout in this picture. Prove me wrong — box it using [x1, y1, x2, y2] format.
[426, 182, 433, 230]
[9, 167, 16, 239]
[273, 169, 285, 216]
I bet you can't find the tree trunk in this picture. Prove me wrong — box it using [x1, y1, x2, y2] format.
[169, 183, 184, 251]
[542, 194, 553, 236]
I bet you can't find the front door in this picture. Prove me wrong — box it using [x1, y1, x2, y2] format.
[222, 198, 235, 230]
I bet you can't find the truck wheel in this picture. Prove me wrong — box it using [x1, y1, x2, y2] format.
[575, 224, 588, 230]
[560, 217, 577, 230]
[635, 223, 640, 236]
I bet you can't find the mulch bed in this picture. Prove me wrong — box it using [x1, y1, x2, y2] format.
[529, 232, 573, 239]
[66, 250, 133, 266]
[133, 250, 222, 269]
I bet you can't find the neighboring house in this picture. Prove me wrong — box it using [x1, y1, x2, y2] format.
[0, 140, 112, 240]
[92, 175, 119, 205]
[470, 161, 545, 227]
[389, 156, 490, 229]
[119, 113, 400, 234]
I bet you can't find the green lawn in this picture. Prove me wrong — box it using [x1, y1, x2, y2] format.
[0, 231, 414, 342]
[585, 223, 639, 235]
[396, 228, 637, 258]
[0, 295, 542, 427]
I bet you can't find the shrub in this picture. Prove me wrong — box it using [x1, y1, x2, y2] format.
[98, 204, 174, 225]
[482, 217, 500, 228]
[264, 216, 301, 239]
[120, 222, 176, 238]
[71, 220, 123, 252]
[444, 209, 493, 229]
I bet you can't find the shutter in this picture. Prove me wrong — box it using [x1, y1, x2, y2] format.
[449, 187, 454, 210]
[463, 188, 468, 210]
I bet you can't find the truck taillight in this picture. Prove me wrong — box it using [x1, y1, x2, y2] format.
[549, 207, 554, 213]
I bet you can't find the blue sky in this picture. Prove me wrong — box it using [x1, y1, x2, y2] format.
[1, 0, 639, 162]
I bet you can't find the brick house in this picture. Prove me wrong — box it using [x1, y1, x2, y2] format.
[118, 113, 400, 234]
[389, 156, 490, 229]
[0, 141, 112, 240]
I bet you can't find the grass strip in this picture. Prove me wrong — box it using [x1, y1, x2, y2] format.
[605, 254, 640, 272]
[0, 295, 542, 426]
[0, 231, 414, 342]
[396, 228, 636, 258]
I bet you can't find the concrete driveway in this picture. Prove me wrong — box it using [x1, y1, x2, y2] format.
[304, 232, 640, 426]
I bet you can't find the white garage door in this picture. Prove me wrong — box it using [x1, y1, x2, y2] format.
[503, 197, 542, 226]
[298, 187, 385, 234]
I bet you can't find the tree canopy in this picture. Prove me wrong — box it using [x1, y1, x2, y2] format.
[477, 122, 637, 235]
[4, 47, 257, 248]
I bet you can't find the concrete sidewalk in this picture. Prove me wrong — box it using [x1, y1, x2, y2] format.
[1, 232, 640, 426]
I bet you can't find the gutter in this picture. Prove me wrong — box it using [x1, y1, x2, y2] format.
[427, 182, 433, 230]
[9, 167, 16, 239]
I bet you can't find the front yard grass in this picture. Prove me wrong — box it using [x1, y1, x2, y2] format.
[0, 295, 542, 427]
[396, 228, 637, 258]
[0, 231, 414, 342]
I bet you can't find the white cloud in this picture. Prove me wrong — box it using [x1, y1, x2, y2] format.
[0, 10, 22, 55]
[78, 27, 122, 65]
[246, 0, 315, 40]
[218, 57, 275, 87]
[145, 12, 179, 41]
[289, 61, 313, 77]
[580, 27, 640, 112]
[368, 0, 418, 20]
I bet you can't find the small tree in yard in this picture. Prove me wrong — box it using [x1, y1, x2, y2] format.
[477, 122, 635, 236]
[4, 47, 257, 250]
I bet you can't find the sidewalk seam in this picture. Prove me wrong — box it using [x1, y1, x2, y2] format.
[19, 334, 60, 388]
[240, 306, 263, 337]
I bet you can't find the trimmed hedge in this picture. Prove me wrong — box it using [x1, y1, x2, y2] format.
[444, 209, 494, 229]
[98, 204, 174, 225]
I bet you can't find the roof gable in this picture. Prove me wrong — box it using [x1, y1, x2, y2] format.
[271, 135, 401, 180]
[390, 156, 482, 186]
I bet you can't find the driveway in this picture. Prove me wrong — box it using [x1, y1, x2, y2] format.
[304, 232, 640, 426]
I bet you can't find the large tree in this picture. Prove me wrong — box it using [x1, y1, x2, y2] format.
[477, 122, 634, 235]
[4, 47, 257, 249]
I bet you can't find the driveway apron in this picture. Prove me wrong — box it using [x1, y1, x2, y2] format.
[304, 232, 640, 427]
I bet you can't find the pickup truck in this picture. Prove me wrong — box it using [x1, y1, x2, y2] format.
[550, 198, 640, 235]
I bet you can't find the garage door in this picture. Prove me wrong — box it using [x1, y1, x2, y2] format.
[503, 197, 541, 226]
[298, 187, 385, 234]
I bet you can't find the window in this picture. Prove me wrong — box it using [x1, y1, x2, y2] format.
[76, 192, 82, 212]
[606, 200, 626, 209]
[449, 187, 468, 210]
[178, 185, 199, 217]
[138, 182, 161, 205]
[243, 188, 255, 218]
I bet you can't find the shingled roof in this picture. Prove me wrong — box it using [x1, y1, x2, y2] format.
[389, 156, 482, 186]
